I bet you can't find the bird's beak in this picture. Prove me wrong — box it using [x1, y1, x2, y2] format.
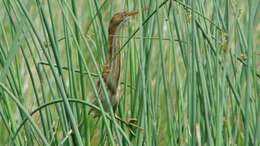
[125, 7, 148, 17]
[126, 11, 139, 17]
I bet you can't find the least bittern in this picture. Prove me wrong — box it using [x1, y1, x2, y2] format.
[89, 11, 138, 116]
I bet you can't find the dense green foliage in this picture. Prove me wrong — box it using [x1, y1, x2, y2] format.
[0, 0, 260, 145]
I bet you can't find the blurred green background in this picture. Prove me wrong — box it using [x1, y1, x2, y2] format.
[0, 0, 260, 145]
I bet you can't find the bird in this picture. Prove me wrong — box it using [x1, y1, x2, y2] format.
[89, 11, 138, 117]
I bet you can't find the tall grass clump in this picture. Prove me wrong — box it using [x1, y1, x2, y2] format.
[0, 0, 259, 145]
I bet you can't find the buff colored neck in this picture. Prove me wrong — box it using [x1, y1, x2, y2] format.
[107, 20, 123, 85]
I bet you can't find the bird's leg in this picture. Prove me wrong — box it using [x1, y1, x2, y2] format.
[114, 115, 143, 136]
[127, 118, 140, 137]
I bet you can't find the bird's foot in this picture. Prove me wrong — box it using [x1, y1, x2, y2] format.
[126, 118, 143, 137]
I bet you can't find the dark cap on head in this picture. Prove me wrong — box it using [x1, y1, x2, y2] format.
[110, 12, 127, 26]
[108, 11, 138, 34]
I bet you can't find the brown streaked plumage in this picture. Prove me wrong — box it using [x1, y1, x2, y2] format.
[90, 11, 138, 116]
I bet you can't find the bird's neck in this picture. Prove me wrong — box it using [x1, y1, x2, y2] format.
[106, 22, 125, 87]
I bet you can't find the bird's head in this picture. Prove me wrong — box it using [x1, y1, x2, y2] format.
[109, 11, 138, 27]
